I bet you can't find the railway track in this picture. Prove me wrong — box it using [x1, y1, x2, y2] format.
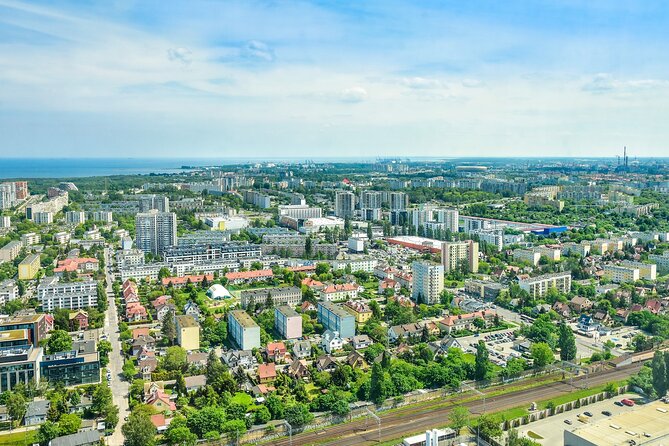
[271, 362, 643, 446]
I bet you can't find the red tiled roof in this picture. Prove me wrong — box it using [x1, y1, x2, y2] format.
[225, 269, 274, 280]
[258, 363, 276, 379]
[162, 274, 213, 286]
[54, 257, 98, 273]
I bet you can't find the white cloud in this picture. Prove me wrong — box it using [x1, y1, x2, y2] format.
[401, 76, 443, 89]
[167, 47, 193, 65]
[582, 73, 668, 93]
[462, 78, 483, 88]
[242, 40, 275, 62]
[340, 86, 368, 103]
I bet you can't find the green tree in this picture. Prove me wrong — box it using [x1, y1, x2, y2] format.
[91, 384, 113, 415]
[265, 394, 285, 420]
[652, 350, 668, 397]
[58, 413, 82, 435]
[162, 310, 177, 345]
[369, 362, 387, 404]
[449, 406, 470, 432]
[122, 411, 157, 446]
[165, 423, 197, 446]
[98, 340, 112, 367]
[558, 322, 577, 361]
[477, 413, 502, 440]
[123, 359, 138, 380]
[474, 340, 490, 381]
[163, 346, 187, 372]
[37, 421, 60, 446]
[6, 393, 26, 427]
[47, 330, 72, 354]
[253, 405, 271, 425]
[531, 342, 555, 368]
[284, 403, 314, 427]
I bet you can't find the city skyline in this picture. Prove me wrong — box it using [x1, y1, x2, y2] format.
[2, 1, 669, 157]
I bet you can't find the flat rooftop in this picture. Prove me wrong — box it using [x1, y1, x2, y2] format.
[229, 310, 259, 329]
[566, 400, 669, 446]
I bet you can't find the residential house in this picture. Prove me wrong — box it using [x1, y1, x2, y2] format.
[156, 303, 176, 322]
[150, 414, 171, 434]
[265, 342, 288, 363]
[552, 301, 572, 318]
[132, 335, 156, 356]
[69, 310, 89, 330]
[292, 340, 312, 360]
[225, 269, 274, 285]
[126, 302, 148, 322]
[344, 300, 373, 324]
[315, 355, 337, 372]
[570, 296, 593, 313]
[286, 359, 310, 381]
[346, 350, 367, 369]
[187, 352, 208, 368]
[439, 310, 497, 335]
[49, 430, 102, 446]
[388, 323, 423, 343]
[184, 375, 207, 393]
[301, 302, 316, 312]
[222, 350, 257, 370]
[352, 335, 373, 350]
[145, 389, 176, 412]
[257, 363, 277, 384]
[319, 283, 359, 302]
[24, 400, 49, 426]
[321, 330, 343, 354]
[183, 300, 201, 322]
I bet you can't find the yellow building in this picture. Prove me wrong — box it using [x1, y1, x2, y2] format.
[176, 315, 200, 351]
[18, 254, 41, 280]
[344, 301, 373, 324]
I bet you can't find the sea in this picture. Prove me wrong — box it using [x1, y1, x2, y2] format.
[0, 157, 377, 179]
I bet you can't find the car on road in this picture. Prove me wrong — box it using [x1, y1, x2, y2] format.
[602, 410, 612, 416]
[621, 398, 635, 407]
[583, 411, 593, 417]
[564, 419, 572, 425]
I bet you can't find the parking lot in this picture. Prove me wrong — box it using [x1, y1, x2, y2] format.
[511, 393, 640, 445]
[458, 329, 519, 367]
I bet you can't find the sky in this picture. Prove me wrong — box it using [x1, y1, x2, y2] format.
[1, 0, 668, 158]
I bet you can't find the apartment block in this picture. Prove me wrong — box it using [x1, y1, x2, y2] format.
[335, 191, 355, 219]
[603, 264, 640, 283]
[54, 232, 71, 245]
[36, 277, 97, 311]
[239, 287, 302, 309]
[65, 211, 86, 225]
[91, 211, 113, 223]
[18, 254, 41, 280]
[135, 210, 177, 255]
[519, 272, 572, 298]
[649, 252, 669, 274]
[561, 242, 591, 257]
[275, 305, 302, 340]
[277, 205, 322, 220]
[139, 195, 170, 212]
[0, 241, 23, 263]
[513, 249, 541, 266]
[176, 315, 200, 351]
[33, 212, 53, 224]
[620, 261, 657, 281]
[21, 232, 40, 246]
[317, 301, 356, 338]
[228, 310, 261, 350]
[412, 261, 444, 305]
[0, 216, 10, 228]
[441, 240, 479, 273]
[330, 258, 378, 273]
[0, 280, 18, 305]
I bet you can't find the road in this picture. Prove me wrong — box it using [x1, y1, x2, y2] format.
[272, 362, 643, 446]
[103, 247, 129, 446]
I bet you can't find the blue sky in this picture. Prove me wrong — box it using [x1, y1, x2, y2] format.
[1, 0, 668, 158]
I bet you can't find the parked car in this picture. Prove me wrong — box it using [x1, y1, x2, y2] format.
[602, 410, 612, 416]
[564, 419, 572, 425]
[583, 411, 593, 417]
[621, 398, 635, 407]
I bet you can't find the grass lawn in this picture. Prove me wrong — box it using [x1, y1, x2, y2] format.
[305, 383, 320, 400]
[231, 392, 253, 407]
[0, 430, 38, 446]
[537, 381, 622, 409]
